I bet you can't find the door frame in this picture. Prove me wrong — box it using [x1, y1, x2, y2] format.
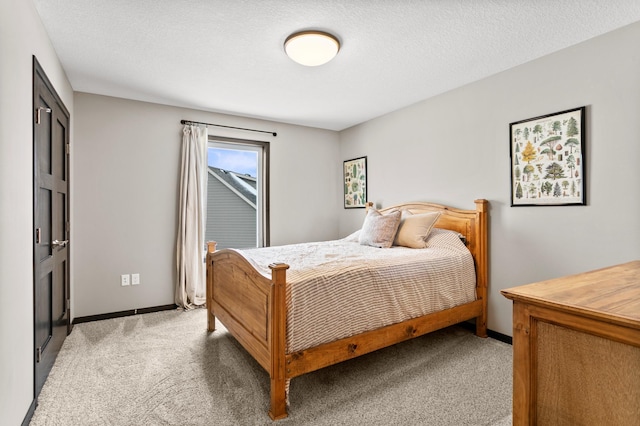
[32, 56, 71, 399]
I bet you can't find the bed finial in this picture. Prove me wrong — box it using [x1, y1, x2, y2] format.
[474, 199, 488, 212]
[365, 201, 374, 210]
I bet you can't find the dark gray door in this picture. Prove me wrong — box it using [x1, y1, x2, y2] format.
[33, 57, 70, 397]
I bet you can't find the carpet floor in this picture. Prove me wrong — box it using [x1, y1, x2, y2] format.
[30, 309, 512, 425]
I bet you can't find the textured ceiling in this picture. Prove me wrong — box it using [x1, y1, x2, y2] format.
[34, 0, 640, 131]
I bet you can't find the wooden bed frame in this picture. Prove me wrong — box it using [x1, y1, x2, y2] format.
[205, 199, 488, 420]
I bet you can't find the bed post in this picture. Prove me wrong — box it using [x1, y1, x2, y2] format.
[206, 241, 217, 332]
[268, 262, 289, 420]
[474, 199, 488, 338]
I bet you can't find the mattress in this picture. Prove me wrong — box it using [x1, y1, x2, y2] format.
[236, 228, 476, 353]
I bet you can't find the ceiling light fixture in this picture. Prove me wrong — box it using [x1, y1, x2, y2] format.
[284, 31, 340, 66]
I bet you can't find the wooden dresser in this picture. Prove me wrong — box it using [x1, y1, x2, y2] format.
[501, 260, 640, 426]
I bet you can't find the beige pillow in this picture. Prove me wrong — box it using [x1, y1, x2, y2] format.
[393, 211, 442, 248]
[358, 208, 401, 248]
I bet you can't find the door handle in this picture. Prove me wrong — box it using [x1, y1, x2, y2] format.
[52, 239, 69, 248]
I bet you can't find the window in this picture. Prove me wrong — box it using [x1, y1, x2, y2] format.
[206, 136, 269, 249]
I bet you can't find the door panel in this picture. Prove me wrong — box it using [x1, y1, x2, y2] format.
[37, 188, 51, 261]
[33, 57, 70, 397]
[56, 119, 66, 181]
[34, 271, 52, 352]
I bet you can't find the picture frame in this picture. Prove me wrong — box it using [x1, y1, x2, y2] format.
[343, 156, 367, 208]
[510, 106, 586, 206]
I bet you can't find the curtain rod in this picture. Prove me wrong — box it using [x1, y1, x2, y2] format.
[180, 119, 277, 137]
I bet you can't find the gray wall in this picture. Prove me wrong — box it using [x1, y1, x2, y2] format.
[73, 93, 341, 318]
[0, 0, 74, 423]
[339, 21, 640, 336]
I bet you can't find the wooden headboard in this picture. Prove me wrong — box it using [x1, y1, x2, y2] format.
[372, 199, 489, 303]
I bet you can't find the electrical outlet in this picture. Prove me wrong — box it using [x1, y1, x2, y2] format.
[131, 273, 140, 285]
[121, 274, 130, 286]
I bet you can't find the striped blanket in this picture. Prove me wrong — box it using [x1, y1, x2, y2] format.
[237, 228, 476, 353]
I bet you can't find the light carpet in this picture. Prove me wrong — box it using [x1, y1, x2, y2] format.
[30, 309, 512, 425]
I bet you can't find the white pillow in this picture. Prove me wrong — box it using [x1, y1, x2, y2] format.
[358, 208, 401, 248]
[393, 211, 442, 248]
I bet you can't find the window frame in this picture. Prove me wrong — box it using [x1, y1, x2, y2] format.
[206, 135, 270, 248]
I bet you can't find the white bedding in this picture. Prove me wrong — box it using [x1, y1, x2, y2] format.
[236, 228, 476, 353]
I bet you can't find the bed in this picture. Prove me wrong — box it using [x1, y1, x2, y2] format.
[205, 199, 488, 419]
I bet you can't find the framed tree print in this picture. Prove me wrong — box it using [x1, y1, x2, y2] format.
[510, 107, 586, 206]
[343, 156, 367, 208]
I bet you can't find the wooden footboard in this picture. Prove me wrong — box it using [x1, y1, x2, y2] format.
[206, 248, 289, 419]
[206, 198, 489, 420]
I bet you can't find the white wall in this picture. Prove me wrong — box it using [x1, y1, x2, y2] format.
[339, 21, 640, 336]
[73, 93, 340, 317]
[0, 0, 74, 424]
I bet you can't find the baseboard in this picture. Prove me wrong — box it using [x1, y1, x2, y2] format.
[459, 321, 513, 345]
[73, 304, 177, 324]
[487, 329, 512, 345]
[71, 305, 514, 344]
[21, 398, 37, 426]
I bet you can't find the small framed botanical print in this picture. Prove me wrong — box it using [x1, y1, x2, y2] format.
[343, 156, 367, 208]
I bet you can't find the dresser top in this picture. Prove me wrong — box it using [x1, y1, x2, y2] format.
[501, 260, 640, 328]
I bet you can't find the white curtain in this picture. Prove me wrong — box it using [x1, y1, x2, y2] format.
[176, 124, 208, 308]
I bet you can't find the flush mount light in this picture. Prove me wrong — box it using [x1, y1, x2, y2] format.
[284, 30, 340, 66]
